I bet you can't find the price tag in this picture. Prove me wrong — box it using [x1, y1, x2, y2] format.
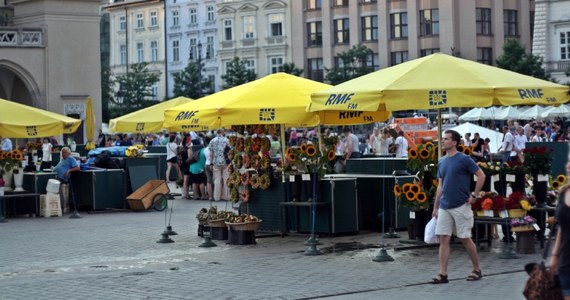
[409, 211, 416, 219]
[484, 210, 494, 217]
[533, 223, 540, 231]
[282, 176, 286, 183]
[538, 174, 549, 182]
[506, 175, 515, 182]
[492, 175, 499, 182]
[289, 175, 296, 182]
[302, 174, 310, 181]
[499, 210, 509, 218]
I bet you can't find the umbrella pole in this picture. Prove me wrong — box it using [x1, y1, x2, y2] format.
[437, 109, 442, 159]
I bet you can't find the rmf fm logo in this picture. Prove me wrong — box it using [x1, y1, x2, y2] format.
[428, 90, 447, 107]
[259, 108, 275, 121]
[136, 123, 145, 131]
[26, 126, 38, 136]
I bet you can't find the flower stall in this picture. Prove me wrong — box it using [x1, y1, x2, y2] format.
[523, 145, 554, 207]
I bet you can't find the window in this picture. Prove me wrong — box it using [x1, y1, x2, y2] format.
[189, 38, 197, 61]
[206, 36, 214, 59]
[172, 10, 179, 26]
[269, 56, 283, 74]
[269, 14, 284, 37]
[333, 0, 348, 7]
[150, 83, 158, 100]
[119, 15, 126, 31]
[120, 44, 126, 64]
[560, 32, 570, 60]
[307, 0, 322, 10]
[334, 18, 349, 44]
[477, 47, 492, 65]
[419, 9, 439, 36]
[361, 16, 378, 41]
[390, 51, 408, 66]
[223, 19, 233, 41]
[390, 12, 408, 39]
[189, 8, 197, 24]
[243, 58, 256, 72]
[207, 6, 215, 21]
[420, 48, 439, 57]
[150, 40, 158, 61]
[208, 75, 215, 92]
[150, 11, 157, 27]
[136, 42, 144, 63]
[136, 12, 144, 28]
[504, 10, 518, 37]
[361, 0, 377, 3]
[476, 8, 492, 35]
[172, 40, 180, 62]
[307, 21, 322, 46]
[243, 16, 255, 39]
[365, 53, 379, 70]
[307, 58, 323, 82]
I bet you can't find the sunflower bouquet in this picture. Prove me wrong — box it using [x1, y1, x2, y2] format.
[476, 161, 502, 176]
[0, 150, 25, 174]
[406, 142, 438, 182]
[393, 181, 430, 211]
[550, 174, 567, 190]
[125, 144, 145, 157]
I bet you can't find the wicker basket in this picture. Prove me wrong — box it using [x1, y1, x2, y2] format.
[208, 219, 227, 228]
[225, 220, 262, 231]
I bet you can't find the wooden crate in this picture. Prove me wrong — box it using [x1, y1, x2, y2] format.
[126, 180, 169, 210]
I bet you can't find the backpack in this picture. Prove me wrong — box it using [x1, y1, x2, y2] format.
[187, 148, 202, 165]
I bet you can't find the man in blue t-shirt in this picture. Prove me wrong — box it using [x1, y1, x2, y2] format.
[54, 147, 80, 182]
[431, 130, 486, 284]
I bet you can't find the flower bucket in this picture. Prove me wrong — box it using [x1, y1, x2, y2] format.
[511, 225, 535, 232]
[476, 210, 494, 217]
[508, 209, 526, 218]
[2, 170, 13, 192]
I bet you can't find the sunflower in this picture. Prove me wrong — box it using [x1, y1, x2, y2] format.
[305, 144, 317, 157]
[424, 142, 434, 150]
[393, 185, 402, 197]
[419, 149, 430, 159]
[457, 145, 465, 153]
[402, 183, 413, 193]
[410, 183, 421, 194]
[300, 143, 308, 153]
[287, 152, 296, 162]
[463, 147, 472, 156]
[431, 146, 438, 159]
[552, 181, 560, 189]
[408, 148, 418, 159]
[15, 153, 24, 160]
[251, 175, 261, 189]
[327, 150, 336, 161]
[286, 148, 293, 155]
[557, 175, 567, 184]
[432, 179, 439, 187]
[416, 192, 428, 203]
[405, 191, 416, 201]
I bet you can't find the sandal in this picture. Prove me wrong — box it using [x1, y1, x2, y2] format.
[466, 270, 482, 281]
[431, 274, 448, 284]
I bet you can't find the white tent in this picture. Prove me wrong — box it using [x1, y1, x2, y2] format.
[458, 108, 494, 121]
[494, 106, 522, 120]
[519, 105, 546, 120]
[448, 122, 504, 153]
[540, 104, 570, 119]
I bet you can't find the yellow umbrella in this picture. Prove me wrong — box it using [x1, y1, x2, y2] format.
[0, 98, 81, 138]
[85, 96, 95, 142]
[164, 73, 390, 130]
[309, 53, 569, 113]
[109, 96, 193, 133]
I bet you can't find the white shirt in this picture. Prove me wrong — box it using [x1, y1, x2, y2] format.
[514, 134, 528, 152]
[203, 146, 211, 165]
[395, 136, 408, 158]
[1, 138, 12, 151]
[42, 143, 53, 162]
[501, 132, 514, 152]
[166, 142, 178, 160]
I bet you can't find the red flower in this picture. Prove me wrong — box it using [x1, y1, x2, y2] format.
[0, 178, 4, 187]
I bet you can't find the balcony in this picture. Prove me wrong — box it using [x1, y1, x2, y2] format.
[544, 60, 570, 73]
[265, 36, 285, 46]
[0, 28, 43, 47]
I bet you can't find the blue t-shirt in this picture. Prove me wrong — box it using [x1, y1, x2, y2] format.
[54, 156, 79, 181]
[437, 152, 480, 209]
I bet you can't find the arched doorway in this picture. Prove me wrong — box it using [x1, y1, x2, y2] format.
[0, 61, 40, 107]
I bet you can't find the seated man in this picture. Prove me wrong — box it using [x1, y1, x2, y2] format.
[53, 147, 80, 211]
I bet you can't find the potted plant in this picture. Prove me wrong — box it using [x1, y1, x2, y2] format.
[0, 150, 24, 192]
[504, 161, 528, 193]
[394, 181, 431, 240]
[505, 192, 535, 217]
[523, 146, 553, 206]
[471, 191, 500, 217]
[510, 215, 537, 232]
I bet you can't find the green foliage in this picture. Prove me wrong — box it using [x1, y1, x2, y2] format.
[100, 59, 113, 123]
[173, 61, 212, 99]
[324, 44, 374, 85]
[111, 62, 161, 119]
[221, 57, 257, 89]
[278, 62, 304, 76]
[496, 38, 550, 80]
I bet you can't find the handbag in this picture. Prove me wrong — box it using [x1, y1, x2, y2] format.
[523, 222, 563, 300]
[424, 217, 438, 244]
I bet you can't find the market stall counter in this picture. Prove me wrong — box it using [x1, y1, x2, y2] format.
[70, 168, 126, 211]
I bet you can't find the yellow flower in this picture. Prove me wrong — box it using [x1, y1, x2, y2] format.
[520, 199, 532, 211]
[419, 149, 430, 159]
[405, 191, 416, 201]
[402, 183, 413, 193]
[393, 185, 402, 197]
[416, 192, 427, 203]
[410, 184, 421, 194]
[557, 175, 567, 184]
[408, 148, 418, 159]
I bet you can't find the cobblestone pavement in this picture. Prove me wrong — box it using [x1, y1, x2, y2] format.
[0, 188, 541, 300]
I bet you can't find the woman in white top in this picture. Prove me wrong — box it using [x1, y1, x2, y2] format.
[202, 137, 213, 201]
[40, 137, 53, 171]
[165, 134, 181, 183]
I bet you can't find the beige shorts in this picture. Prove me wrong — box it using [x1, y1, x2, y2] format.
[436, 203, 473, 239]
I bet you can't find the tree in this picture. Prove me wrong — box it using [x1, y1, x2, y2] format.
[173, 61, 212, 99]
[496, 38, 550, 80]
[324, 44, 374, 85]
[110, 62, 161, 118]
[100, 59, 114, 123]
[278, 62, 303, 76]
[221, 57, 257, 89]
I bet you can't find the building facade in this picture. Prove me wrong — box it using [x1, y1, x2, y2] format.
[291, 0, 535, 82]
[216, 0, 291, 91]
[105, 0, 166, 102]
[533, 0, 570, 84]
[0, 0, 102, 143]
[165, 0, 218, 97]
